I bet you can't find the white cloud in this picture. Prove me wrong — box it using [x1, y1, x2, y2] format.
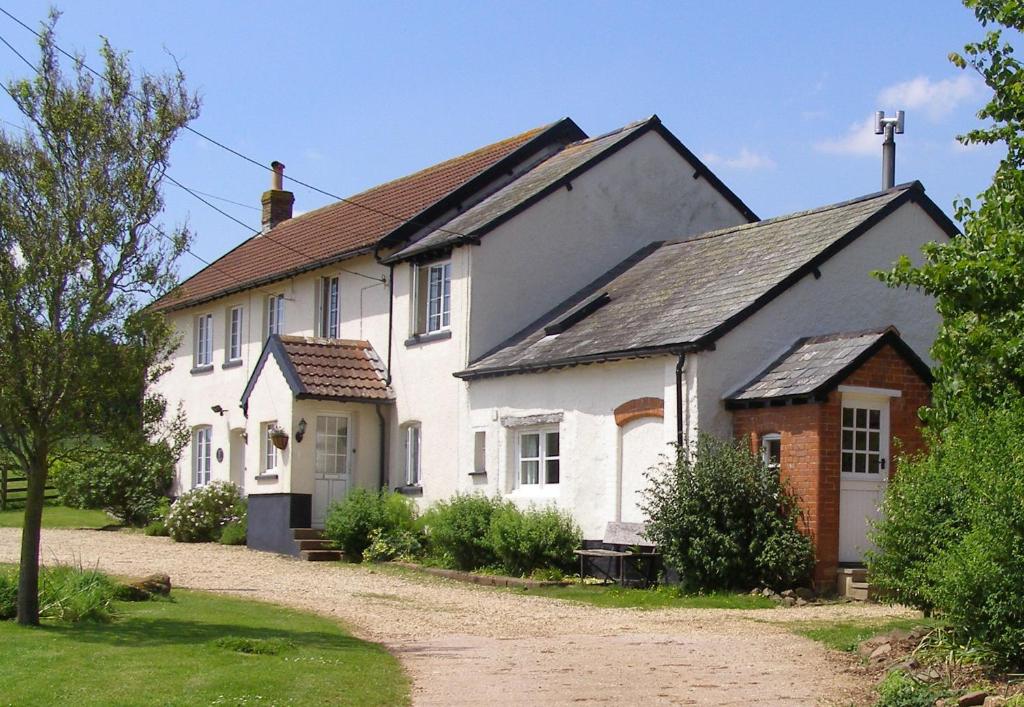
[878, 75, 981, 122]
[304, 148, 325, 161]
[702, 147, 776, 171]
[814, 114, 878, 156]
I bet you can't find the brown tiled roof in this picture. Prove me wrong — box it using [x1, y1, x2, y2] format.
[154, 122, 562, 311]
[241, 336, 394, 406]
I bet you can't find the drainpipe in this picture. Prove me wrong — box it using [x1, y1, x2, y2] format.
[385, 264, 395, 385]
[376, 404, 387, 490]
[675, 352, 686, 448]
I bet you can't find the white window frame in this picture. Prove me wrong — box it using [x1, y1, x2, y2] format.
[473, 430, 487, 474]
[194, 313, 213, 367]
[761, 433, 781, 471]
[402, 422, 421, 486]
[227, 305, 243, 362]
[192, 426, 212, 487]
[316, 275, 341, 339]
[515, 427, 560, 488]
[263, 421, 279, 473]
[413, 261, 451, 335]
[314, 414, 350, 477]
[840, 397, 888, 476]
[266, 294, 284, 338]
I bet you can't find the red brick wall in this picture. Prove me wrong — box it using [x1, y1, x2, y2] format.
[731, 343, 930, 586]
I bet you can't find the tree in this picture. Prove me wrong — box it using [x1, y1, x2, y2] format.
[0, 14, 197, 624]
[878, 0, 1024, 419]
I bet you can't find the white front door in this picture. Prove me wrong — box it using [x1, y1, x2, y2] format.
[618, 418, 666, 523]
[838, 395, 890, 563]
[312, 414, 351, 528]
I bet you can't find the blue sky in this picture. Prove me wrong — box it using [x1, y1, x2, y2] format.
[0, 1, 1007, 281]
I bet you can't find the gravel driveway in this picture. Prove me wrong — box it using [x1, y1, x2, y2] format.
[0, 528, 913, 705]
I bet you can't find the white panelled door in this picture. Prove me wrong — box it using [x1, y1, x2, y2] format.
[312, 414, 351, 528]
[838, 395, 890, 563]
[619, 418, 666, 524]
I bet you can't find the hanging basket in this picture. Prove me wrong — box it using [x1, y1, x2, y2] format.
[270, 428, 289, 450]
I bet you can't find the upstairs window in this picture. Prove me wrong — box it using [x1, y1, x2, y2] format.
[227, 306, 243, 362]
[194, 313, 213, 367]
[193, 426, 212, 486]
[761, 433, 781, 472]
[317, 276, 340, 339]
[414, 261, 451, 334]
[517, 428, 559, 487]
[266, 294, 285, 338]
[403, 422, 421, 486]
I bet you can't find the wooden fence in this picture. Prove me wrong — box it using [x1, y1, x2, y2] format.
[0, 467, 59, 510]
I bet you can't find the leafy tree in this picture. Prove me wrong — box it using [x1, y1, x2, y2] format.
[877, 0, 1024, 418]
[0, 14, 197, 624]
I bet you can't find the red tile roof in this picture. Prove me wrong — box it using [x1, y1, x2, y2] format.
[279, 336, 394, 402]
[154, 124, 553, 311]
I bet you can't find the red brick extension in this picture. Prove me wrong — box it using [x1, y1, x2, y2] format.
[732, 343, 931, 586]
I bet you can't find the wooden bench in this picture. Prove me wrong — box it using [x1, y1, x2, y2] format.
[574, 522, 660, 588]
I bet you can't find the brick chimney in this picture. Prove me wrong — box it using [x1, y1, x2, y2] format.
[261, 161, 294, 231]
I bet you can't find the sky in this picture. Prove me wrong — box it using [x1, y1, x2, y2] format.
[0, 1, 1008, 282]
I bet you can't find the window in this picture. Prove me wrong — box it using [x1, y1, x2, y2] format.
[266, 294, 285, 338]
[517, 428, 559, 487]
[841, 405, 883, 474]
[192, 426, 212, 486]
[403, 423, 421, 486]
[227, 306, 243, 362]
[315, 415, 349, 475]
[414, 261, 451, 334]
[317, 276, 340, 339]
[194, 313, 213, 367]
[263, 421, 279, 473]
[473, 430, 487, 474]
[761, 433, 781, 471]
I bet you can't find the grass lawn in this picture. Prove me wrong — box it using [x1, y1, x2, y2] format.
[0, 588, 409, 706]
[0, 504, 114, 529]
[512, 583, 776, 610]
[786, 616, 942, 652]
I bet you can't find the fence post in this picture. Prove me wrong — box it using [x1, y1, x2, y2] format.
[0, 466, 7, 511]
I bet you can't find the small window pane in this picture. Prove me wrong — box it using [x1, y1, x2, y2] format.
[855, 453, 866, 473]
[842, 430, 853, 450]
[869, 431, 880, 452]
[855, 430, 867, 451]
[842, 408, 854, 427]
[473, 431, 486, 473]
[842, 452, 853, 473]
[856, 408, 867, 428]
[869, 409, 881, 430]
[545, 432, 559, 457]
[521, 460, 540, 485]
[521, 433, 539, 458]
[545, 459, 560, 485]
[868, 455, 880, 474]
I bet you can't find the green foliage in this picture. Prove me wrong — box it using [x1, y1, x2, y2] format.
[362, 527, 422, 563]
[143, 497, 171, 536]
[211, 636, 293, 655]
[165, 481, 244, 543]
[487, 503, 581, 577]
[642, 434, 815, 592]
[37, 565, 122, 623]
[420, 493, 503, 570]
[0, 567, 15, 620]
[323, 490, 417, 561]
[218, 516, 247, 546]
[874, 671, 945, 707]
[868, 401, 1024, 669]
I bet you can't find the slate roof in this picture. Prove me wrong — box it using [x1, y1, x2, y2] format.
[387, 115, 757, 262]
[153, 119, 582, 312]
[457, 182, 957, 379]
[724, 327, 931, 407]
[241, 336, 394, 409]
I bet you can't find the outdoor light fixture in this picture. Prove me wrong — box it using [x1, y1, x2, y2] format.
[211, 405, 226, 416]
[296, 418, 307, 443]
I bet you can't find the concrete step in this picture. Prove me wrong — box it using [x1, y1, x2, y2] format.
[292, 528, 324, 540]
[296, 538, 335, 551]
[836, 567, 872, 600]
[300, 549, 343, 562]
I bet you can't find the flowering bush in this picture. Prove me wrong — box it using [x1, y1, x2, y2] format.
[166, 481, 244, 543]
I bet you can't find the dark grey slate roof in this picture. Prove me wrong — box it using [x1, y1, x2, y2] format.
[457, 182, 954, 379]
[726, 327, 898, 403]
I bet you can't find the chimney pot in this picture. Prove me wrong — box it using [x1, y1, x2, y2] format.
[262, 160, 294, 231]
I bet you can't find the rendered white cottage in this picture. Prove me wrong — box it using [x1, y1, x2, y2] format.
[151, 114, 954, 582]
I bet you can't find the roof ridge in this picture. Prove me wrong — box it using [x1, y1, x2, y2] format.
[564, 115, 658, 149]
[664, 181, 919, 247]
[802, 325, 899, 344]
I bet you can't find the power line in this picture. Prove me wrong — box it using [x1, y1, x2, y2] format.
[0, 5, 476, 241]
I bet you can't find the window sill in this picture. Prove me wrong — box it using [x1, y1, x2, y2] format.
[222, 359, 243, 370]
[190, 364, 214, 375]
[255, 473, 279, 482]
[468, 470, 487, 477]
[395, 484, 423, 496]
[404, 330, 452, 348]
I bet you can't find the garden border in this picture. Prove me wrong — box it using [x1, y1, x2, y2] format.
[389, 562, 569, 589]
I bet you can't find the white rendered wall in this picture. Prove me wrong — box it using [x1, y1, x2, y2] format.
[694, 201, 946, 438]
[241, 355, 294, 495]
[289, 399, 384, 496]
[468, 130, 750, 360]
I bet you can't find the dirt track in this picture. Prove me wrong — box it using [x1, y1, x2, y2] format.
[0, 528, 914, 705]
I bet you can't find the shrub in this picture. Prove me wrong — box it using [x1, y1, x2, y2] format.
[874, 670, 944, 707]
[38, 565, 121, 623]
[488, 503, 581, 577]
[641, 434, 815, 592]
[0, 567, 16, 620]
[323, 490, 417, 561]
[143, 518, 169, 536]
[165, 481, 244, 543]
[218, 517, 247, 546]
[362, 527, 422, 562]
[868, 401, 1024, 669]
[420, 494, 502, 570]
[52, 440, 176, 526]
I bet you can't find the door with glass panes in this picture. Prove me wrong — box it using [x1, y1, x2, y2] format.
[838, 394, 889, 563]
[312, 414, 351, 528]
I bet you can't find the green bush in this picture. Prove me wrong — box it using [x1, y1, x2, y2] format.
[323, 490, 417, 561]
[874, 670, 944, 707]
[420, 494, 503, 570]
[362, 527, 422, 562]
[143, 518, 169, 536]
[165, 481, 244, 543]
[868, 401, 1024, 669]
[641, 434, 815, 592]
[0, 567, 16, 620]
[488, 503, 581, 577]
[37, 565, 121, 623]
[218, 517, 247, 546]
